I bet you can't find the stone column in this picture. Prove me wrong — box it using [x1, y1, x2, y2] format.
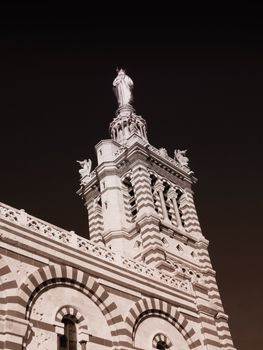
[154, 180, 168, 221]
[80, 342, 87, 350]
[167, 187, 183, 229]
[121, 122, 125, 139]
[79, 332, 90, 350]
[143, 125, 147, 139]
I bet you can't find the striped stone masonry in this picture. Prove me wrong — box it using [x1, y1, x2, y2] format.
[0, 255, 18, 319]
[130, 164, 169, 265]
[0, 72, 236, 349]
[199, 313, 222, 349]
[125, 298, 203, 349]
[122, 173, 138, 224]
[0, 248, 194, 349]
[55, 305, 90, 344]
[167, 187, 183, 229]
[122, 183, 135, 224]
[152, 186, 163, 219]
[0, 256, 30, 350]
[131, 164, 156, 216]
[0, 172, 235, 349]
[137, 215, 165, 266]
[153, 180, 167, 221]
[0, 202, 193, 295]
[152, 333, 173, 348]
[197, 240, 224, 312]
[216, 312, 235, 349]
[179, 191, 202, 237]
[86, 196, 104, 245]
[17, 265, 125, 349]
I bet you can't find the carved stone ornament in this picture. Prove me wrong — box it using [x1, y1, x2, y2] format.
[174, 149, 189, 167]
[77, 159, 92, 179]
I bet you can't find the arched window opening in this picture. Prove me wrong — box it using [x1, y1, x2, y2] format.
[150, 174, 159, 214]
[123, 177, 137, 222]
[97, 196, 102, 208]
[157, 340, 168, 349]
[59, 316, 77, 350]
[176, 189, 185, 227]
[163, 182, 173, 222]
[152, 332, 172, 349]
[123, 121, 128, 136]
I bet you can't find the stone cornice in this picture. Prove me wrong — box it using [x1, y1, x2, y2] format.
[114, 142, 195, 187]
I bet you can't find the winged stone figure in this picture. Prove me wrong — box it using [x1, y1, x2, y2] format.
[76, 159, 92, 177]
[174, 149, 189, 167]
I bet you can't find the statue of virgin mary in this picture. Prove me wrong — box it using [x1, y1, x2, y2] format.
[113, 68, 134, 107]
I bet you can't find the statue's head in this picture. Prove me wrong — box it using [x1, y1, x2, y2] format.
[117, 68, 126, 76]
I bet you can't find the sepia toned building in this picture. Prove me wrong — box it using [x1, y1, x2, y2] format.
[0, 70, 235, 349]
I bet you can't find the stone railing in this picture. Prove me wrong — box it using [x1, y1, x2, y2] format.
[0, 202, 192, 294]
[166, 259, 204, 284]
[147, 145, 191, 174]
[121, 258, 191, 292]
[0, 202, 77, 244]
[77, 236, 116, 262]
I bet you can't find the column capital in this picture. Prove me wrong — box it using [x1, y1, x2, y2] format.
[167, 187, 177, 199]
[178, 192, 189, 206]
[79, 331, 90, 343]
[154, 179, 165, 192]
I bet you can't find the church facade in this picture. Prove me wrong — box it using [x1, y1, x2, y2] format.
[0, 70, 235, 350]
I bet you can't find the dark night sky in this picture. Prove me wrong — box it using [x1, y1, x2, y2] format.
[0, 4, 262, 349]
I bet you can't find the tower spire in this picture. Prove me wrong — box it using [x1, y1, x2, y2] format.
[110, 69, 148, 145]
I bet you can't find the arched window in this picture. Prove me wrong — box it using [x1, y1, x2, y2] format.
[163, 182, 173, 222]
[152, 333, 172, 349]
[59, 316, 77, 350]
[150, 174, 159, 214]
[157, 340, 168, 349]
[123, 176, 137, 222]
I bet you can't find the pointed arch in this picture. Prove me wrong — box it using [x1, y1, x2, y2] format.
[17, 264, 125, 347]
[125, 297, 202, 349]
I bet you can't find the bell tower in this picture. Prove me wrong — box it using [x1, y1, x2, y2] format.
[77, 69, 235, 349]
[77, 69, 203, 264]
